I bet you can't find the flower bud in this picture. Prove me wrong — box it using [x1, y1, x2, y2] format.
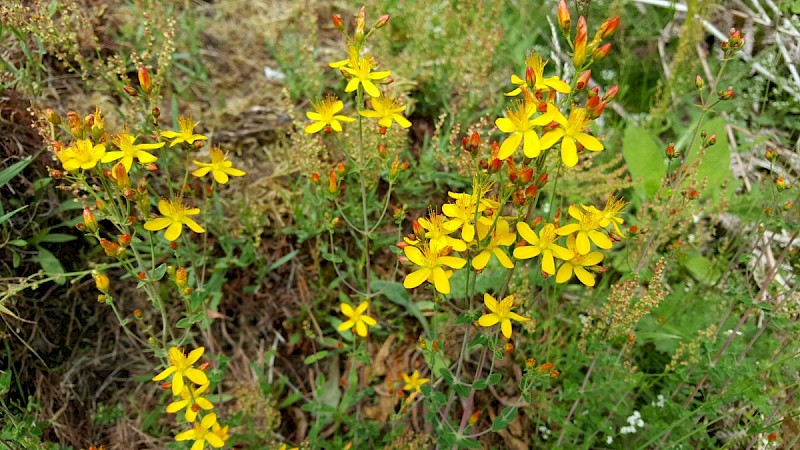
[764, 149, 775, 161]
[97, 294, 106, 304]
[776, 176, 786, 189]
[332, 14, 344, 30]
[66, 111, 83, 138]
[576, 70, 591, 90]
[100, 238, 120, 256]
[603, 84, 619, 102]
[310, 172, 321, 184]
[412, 219, 424, 239]
[513, 189, 525, 206]
[537, 173, 548, 187]
[469, 410, 481, 425]
[557, 0, 571, 34]
[526, 358, 536, 368]
[665, 143, 677, 158]
[468, 131, 481, 153]
[518, 167, 534, 184]
[138, 67, 151, 94]
[592, 42, 611, 61]
[550, 370, 560, 378]
[573, 16, 588, 67]
[123, 188, 137, 200]
[43, 108, 61, 125]
[695, 75, 704, 90]
[355, 6, 366, 37]
[170, 241, 178, 250]
[390, 155, 399, 177]
[597, 16, 620, 40]
[539, 362, 554, 372]
[50, 169, 63, 179]
[83, 207, 98, 233]
[152, 107, 160, 123]
[112, 163, 131, 188]
[123, 86, 138, 97]
[328, 169, 338, 194]
[133, 309, 142, 319]
[504, 342, 514, 353]
[525, 184, 538, 198]
[525, 66, 536, 89]
[118, 233, 131, 247]
[374, 14, 390, 29]
[94, 272, 110, 293]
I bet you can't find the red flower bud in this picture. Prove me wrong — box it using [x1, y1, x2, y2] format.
[123, 86, 138, 97]
[598, 16, 620, 40]
[603, 84, 619, 102]
[525, 66, 536, 89]
[557, 0, 571, 34]
[332, 14, 344, 30]
[468, 131, 481, 152]
[592, 42, 611, 61]
[374, 14, 390, 29]
[310, 172, 321, 184]
[576, 70, 591, 90]
[138, 67, 151, 94]
[573, 16, 588, 67]
[118, 234, 131, 247]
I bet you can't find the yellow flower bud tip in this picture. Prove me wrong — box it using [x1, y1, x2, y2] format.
[94, 272, 110, 292]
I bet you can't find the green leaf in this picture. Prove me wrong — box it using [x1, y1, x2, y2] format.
[457, 437, 483, 449]
[680, 251, 721, 285]
[487, 373, 502, 385]
[372, 279, 430, 335]
[37, 233, 76, 244]
[268, 249, 299, 271]
[304, 350, 329, 365]
[278, 391, 304, 409]
[0, 157, 32, 188]
[151, 263, 168, 282]
[472, 379, 488, 390]
[491, 406, 518, 432]
[33, 247, 65, 284]
[622, 125, 666, 201]
[0, 205, 28, 226]
[455, 311, 474, 325]
[469, 334, 489, 347]
[683, 117, 733, 199]
[8, 239, 27, 247]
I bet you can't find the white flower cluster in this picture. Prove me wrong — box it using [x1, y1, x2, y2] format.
[538, 425, 553, 440]
[652, 394, 665, 408]
[620, 410, 645, 434]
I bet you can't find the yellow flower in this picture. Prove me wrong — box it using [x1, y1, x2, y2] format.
[588, 195, 627, 236]
[152, 347, 209, 397]
[417, 212, 466, 252]
[505, 52, 571, 96]
[210, 422, 229, 446]
[175, 413, 225, 450]
[160, 116, 208, 147]
[166, 383, 214, 423]
[192, 147, 246, 184]
[442, 182, 499, 243]
[60, 139, 106, 172]
[513, 222, 574, 275]
[539, 107, 603, 167]
[102, 132, 163, 172]
[343, 55, 391, 98]
[495, 100, 555, 160]
[337, 301, 377, 337]
[555, 204, 612, 255]
[305, 95, 356, 134]
[402, 370, 430, 392]
[329, 45, 359, 69]
[556, 234, 604, 286]
[477, 293, 530, 339]
[359, 96, 411, 129]
[472, 218, 516, 270]
[144, 199, 205, 241]
[403, 243, 466, 294]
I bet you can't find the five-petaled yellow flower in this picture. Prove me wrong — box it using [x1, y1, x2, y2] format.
[59, 139, 106, 172]
[167, 383, 214, 423]
[144, 199, 205, 242]
[472, 218, 516, 270]
[402, 370, 430, 392]
[588, 195, 627, 236]
[556, 234, 604, 286]
[478, 293, 530, 339]
[305, 95, 356, 134]
[192, 148, 246, 184]
[175, 413, 225, 450]
[539, 107, 603, 167]
[403, 243, 467, 295]
[160, 116, 208, 147]
[343, 55, 391, 98]
[495, 100, 555, 160]
[505, 52, 571, 97]
[102, 132, 163, 172]
[415, 212, 467, 253]
[513, 222, 574, 275]
[152, 347, 209, 397]
[555, 204, 612, 255]
[359, 96, 411, 129]
[338, 301, 377, 337]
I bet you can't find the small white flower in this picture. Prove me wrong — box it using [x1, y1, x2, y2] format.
[606, 436, 614, 444]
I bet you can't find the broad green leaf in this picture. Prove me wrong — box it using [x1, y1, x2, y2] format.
[680, 251, 721, 285]
[491, 406, 518, 432]
[304, 350, 329, 365]
[472, 379, 488, 390]
[33, 247, 65, 284]
[683, 117, 733, 199]
[487, 373, 502, 385]
[622, 125, 666, 201]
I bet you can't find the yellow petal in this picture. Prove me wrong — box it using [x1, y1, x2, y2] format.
[478, 313, 499, 327]
[495, 117, 516, 133]
[539, 129, 565, 150]
[576, 132, 604, 151]
[341, 303, 354, 316]
[513, 246, 540, 260]
[498, 133, 522, 160]
[483, 293, 498, 312]
[403, 268, 431, 289]
[522, 130, 541, 158]
[164, 222, 183, 241]
[152, 366, 176, 381]
[183, 218, 205, 234]
[516, 222, 538, 245]
[501, 320, 512, 339]
[472, 250, 491, 270]
[144, 217, 172, 231]
[185, 368, 209, 386]
[561, 136, 578, 167]
[493, 248, 515, 268]
[403, 246, 426, 266]
[542, 251, 556, 274]
[187, 347, 205, 364]
[574, 266, 596, 286]
[305, 121, 326, 134]
[589, 230, 613, 249]
[555, 263, 573, 284]
[431, 267, 451, 294]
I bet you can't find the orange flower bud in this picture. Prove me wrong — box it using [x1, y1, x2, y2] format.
[597, 16, 620, 40]
[400, 161, 408, 170]
[526, 358, 536, 368]
[198, 361, 210, 371]
[557, 0, 571, 34]
[374, 14, 390, 29]
[665, 143, 677, 158]
[152, 107, 160, 122]
[133, 309, 142, 319]
[776, 176, 786, 189]
[310, 172, 321, 184]
[518, 168, 534, 184]
[432, 340, 439, 351]
[138, 67, 151, 94]
[764, 149, 775, 161]
[513, 189, 525, 206]
[118, 233, 131, 247]
[123, 86, 138, 97]
[539, 362, 554, 372]
[603, 84, 619, 102]
[576, 70, 591, 90]
[112, 163, 131, 188]
[328, 169, 338, 194]
[66, 111, 83, 137]
[175, 267, 188, 287]
[50, 169, 63, 179]
[83, 207, 98, 233]
[332, 14, 344, 30]
[592, 42, 611, 61]
[469, 410, 481, 424]
[550, 369, 560, 378]
[138, 272, 146, 280]
[336, 162, 346, 174]
[504, 342, 514, 353]
[390, 155, 399, 177]
[573, 16, 587, 67]
[170, 241, 178, 250]
[161, 382, 172, 390]
[525, 184, 538, 198]
[94, 272, 110, 293]
[468, 131, 481, 153]
[525, 66, 536, 90]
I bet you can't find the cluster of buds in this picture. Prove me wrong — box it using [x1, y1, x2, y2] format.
[507, 160, 548, 206]
[333, 6, 390, 46]
[665, 143, 680, 159]
[559, 0, 619, 69]
[721, 28, 744, 57]
[461, 131, 482, 154]
[717, 85, 735, 100]
[585, 84, 617, 119]
[700, 130, 717, 148]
